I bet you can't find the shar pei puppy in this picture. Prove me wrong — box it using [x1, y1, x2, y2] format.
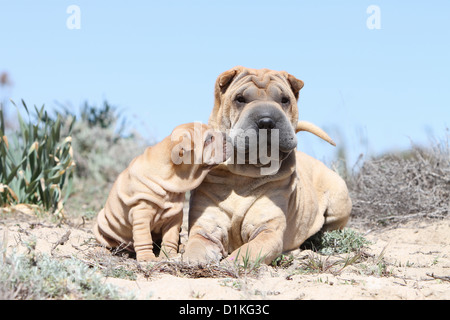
[93, 122, 231, 262]
[184, 66, 352, 264]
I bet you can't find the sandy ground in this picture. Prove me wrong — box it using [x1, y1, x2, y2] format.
[1, 210, 449, 300]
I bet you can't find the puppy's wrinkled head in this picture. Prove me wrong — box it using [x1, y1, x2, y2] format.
[170, 122, 232, 170]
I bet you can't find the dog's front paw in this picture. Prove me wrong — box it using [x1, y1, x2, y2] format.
[159, 247, 178, 260]
[136, 250, 158, 262]
[183, 239, 222, 264]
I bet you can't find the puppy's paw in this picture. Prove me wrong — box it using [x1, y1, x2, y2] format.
[136, 250, 158, 262]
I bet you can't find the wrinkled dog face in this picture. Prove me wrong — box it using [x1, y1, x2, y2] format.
[170, 122, 232, 168]
[209, 67, 304, 171]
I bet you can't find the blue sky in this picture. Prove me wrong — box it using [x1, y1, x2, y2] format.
[1, 1, 449, 167]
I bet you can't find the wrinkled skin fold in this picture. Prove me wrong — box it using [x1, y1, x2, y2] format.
[93, 123, 231, 262]
[184, 66, 352, 264]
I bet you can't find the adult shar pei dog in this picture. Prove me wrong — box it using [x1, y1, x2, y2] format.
[184, 66, 352, 264]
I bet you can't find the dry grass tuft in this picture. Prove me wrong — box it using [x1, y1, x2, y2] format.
[83, 246, 241, 280]
[147, 261, 239, 279]
[349, 131, 449, 228]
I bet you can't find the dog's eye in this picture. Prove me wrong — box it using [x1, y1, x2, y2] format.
[235, 94, 246, 104]
[281, 96, 290, 104]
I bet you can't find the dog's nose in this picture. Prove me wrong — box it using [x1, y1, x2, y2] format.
[257, 117, 276, 130]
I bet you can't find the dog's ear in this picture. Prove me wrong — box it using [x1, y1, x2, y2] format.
[284, 73, 304, 100]
[216, 66, 243, 95]
[210, 66, 245, 130]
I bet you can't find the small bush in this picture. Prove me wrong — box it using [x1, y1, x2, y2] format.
[56, 100, 146, 183]
[0, 247, 129, 300]
[349, 131, 449, 227]
[69, 121, 145, 183]
[80, 100, 119, 131]
[0, 101, 75, 216]
[55, 101, 147, 215]
[302, 228, 371, 255]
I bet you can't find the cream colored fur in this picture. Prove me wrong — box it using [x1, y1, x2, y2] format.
[93, 123, 229, 262]
[184, 67, 352, 264]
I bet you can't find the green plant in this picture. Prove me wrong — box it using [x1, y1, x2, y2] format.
[300, 252, 339, 274]
[0, 248, 131, 300]
[106, 266, 137, 281]
[63, 102, 145, 179]
[0, 100, 75, 216]
[302, 228, 371, 255]
[48, 100, 149, 216]
[230, 247, 266, 276]
[271, 253, 294, 268]
[292, 250, 363, 276]
[81, 100, 118, 130]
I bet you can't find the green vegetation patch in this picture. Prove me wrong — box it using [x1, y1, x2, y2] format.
[0, 245, 131, 300]
[302, 228, 371, 255]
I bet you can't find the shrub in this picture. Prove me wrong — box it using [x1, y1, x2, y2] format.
[56, 101, 148, 215]
[55, 100, 146, 183]
[80, 100, 118, 130]
[302, 228, 371, 255]
[0, 100, 75, 216]
[0, 246, 129, 300]
[69, 120, 145, 183]
[349, 130, 449, 227]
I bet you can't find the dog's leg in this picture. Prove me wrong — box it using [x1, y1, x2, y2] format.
[184, 225, 228, 264]
[184, 205, 230, 264]
[316, 169, 352, 232]
[160, 211, 183, 258]
[322, 193, 352, 231]
[227, 228, 284, 265]
[227, 205, 286, 265]
[131, 201, 158, 262]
